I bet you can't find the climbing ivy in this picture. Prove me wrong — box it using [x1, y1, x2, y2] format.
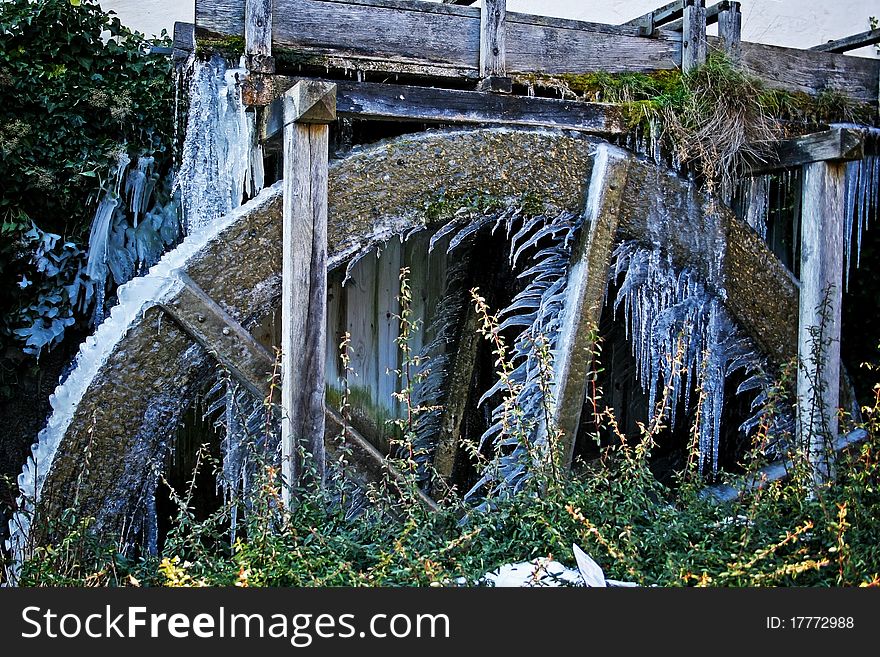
[0, 0, 174, 378]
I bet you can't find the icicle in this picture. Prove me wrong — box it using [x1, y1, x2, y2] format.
[177, 56, 264, 235]
[609, 241, 783, 472]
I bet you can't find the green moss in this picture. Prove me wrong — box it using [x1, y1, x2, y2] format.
[424, 190, 550, 224]
[327, 384, 402, 453]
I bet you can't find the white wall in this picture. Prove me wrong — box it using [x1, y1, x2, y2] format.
[100, 0, 879, 58]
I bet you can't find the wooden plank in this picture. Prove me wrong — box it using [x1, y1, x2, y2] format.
[346, 252, 379, 399]
[195, 0, 681, 77]
[376, 240, 401, 414]
[281, 81, 334, 501]
[245, 0, 274, 73]
[681, 0, 707, 73]
[810, 28, 880, 54]
[663, 0, 728, 32]
[259, 78, 627, 137]
[737, 40, 880, 105]
[432, 300, 480, 494]
[160, 272, 276, 401]
[797, 159, 846, 486]
[622, 1, 683, 33]
[743, 128, 865, 176]
[172, 21, 195, 64]
[717, 1, 741, 62]
[479, 0, 506, 78]
[703, 428, 868, 502]
[554, 144, 633, 471]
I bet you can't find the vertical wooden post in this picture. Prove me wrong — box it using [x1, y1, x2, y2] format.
[797, 161, 845, 486]
[718, 1, 742, 62]
[281, 81, 336, 506]
[245, 0, 275, 74]
[682, 0, 707, 73]
[478, 0, 511, 93]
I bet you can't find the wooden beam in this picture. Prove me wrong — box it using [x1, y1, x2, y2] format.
[172, 21, 195, 64]
[245, 0, 275, 73]
[281, 81, 335, 503]
[442, 0, 477, 4]
[810, 28, 880, 54]
[259, 78, 627, 139]
[717, 1, 742, 62]
[798, 159, 846, 486]
[161, 269, 439, 511]
[554, 144, 633, 471]
[160, 272, 276, 401]
[432, 301, 480, 495]
[703, 428, 868, 502]
[622, 1, 683, 35]
[194, 0, 681, 78]
[479, 0, 506, 77]
[663, 0, 729, 32]
[743, 128, 864, 176]
[681, 0, 707, 72]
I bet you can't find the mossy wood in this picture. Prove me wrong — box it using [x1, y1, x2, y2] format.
[191, 0, 879, 104]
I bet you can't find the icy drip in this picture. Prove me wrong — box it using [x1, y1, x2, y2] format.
[844, 152, 879, 287]
[447, 207, 579, 501]
[177, 56, 264, 235]
[5, 184, 284, 584]
[610, 241, 783, 472]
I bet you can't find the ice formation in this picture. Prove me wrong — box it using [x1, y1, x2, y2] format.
[177, 56, 264, 235]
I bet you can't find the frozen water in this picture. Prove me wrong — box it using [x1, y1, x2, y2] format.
[177, 56, 264, 235]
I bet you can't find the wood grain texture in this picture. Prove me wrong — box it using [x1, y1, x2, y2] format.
[553, 144, 632, 471]
[717, 1, 741, 62]
[261, 78, 627, 137]
[681, 0, 707, 73]
[479, 0, 506, 78]
[738, 40, 880, 104]
[798, 161, 846, 485]
[744, 128, 865, 176]
[281, 107, 329, 500]
[810, 28, 880, 54]
[245, 0, 274, 72]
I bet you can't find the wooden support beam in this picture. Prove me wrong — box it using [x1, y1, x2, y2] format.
[160, 270, 439, 511]
[623, 1, 684, 36]
[281, 80, 335, 503]
[172, 21, 195, 64]
[432, 301, 481, 495]
[810, 28, 880, 54]
[442, 0, 477, 4]
[478, 0, 510, 93]
[160, 272, 276, 401]
[663, 0, 729, 32]
[743, 128, 864, 176]
[798, 159, 846, 486]
[554, 144, 632, 471]
[259, 78, 627, 140]
[717, 1, 742, 62]
[702, 428, 868, 502]
[245, 0, 275, 73]
[681, 0, 707, 72]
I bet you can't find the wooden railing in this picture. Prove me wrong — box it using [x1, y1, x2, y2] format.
[192, 0, 880, 104]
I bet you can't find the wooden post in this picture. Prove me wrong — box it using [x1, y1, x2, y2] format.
[281, 81, 336, 505]
[718, 1, 741, 62]
[245, 0, 275, 73]
[478, 0, 511, 93]
[682, 0, 707, 72]
[797, 160, 846, 486]
[554, 144, 632, 471]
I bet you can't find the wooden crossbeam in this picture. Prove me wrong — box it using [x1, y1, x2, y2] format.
[622, 0, 684, 35]
[159, 272, 439, 511]
[743, 128, 865, 176]
[663, 0, 731, 32]
[810, 28, 880, 54]
[258, 78, 627, 140]
[702, 429, 868, 502]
